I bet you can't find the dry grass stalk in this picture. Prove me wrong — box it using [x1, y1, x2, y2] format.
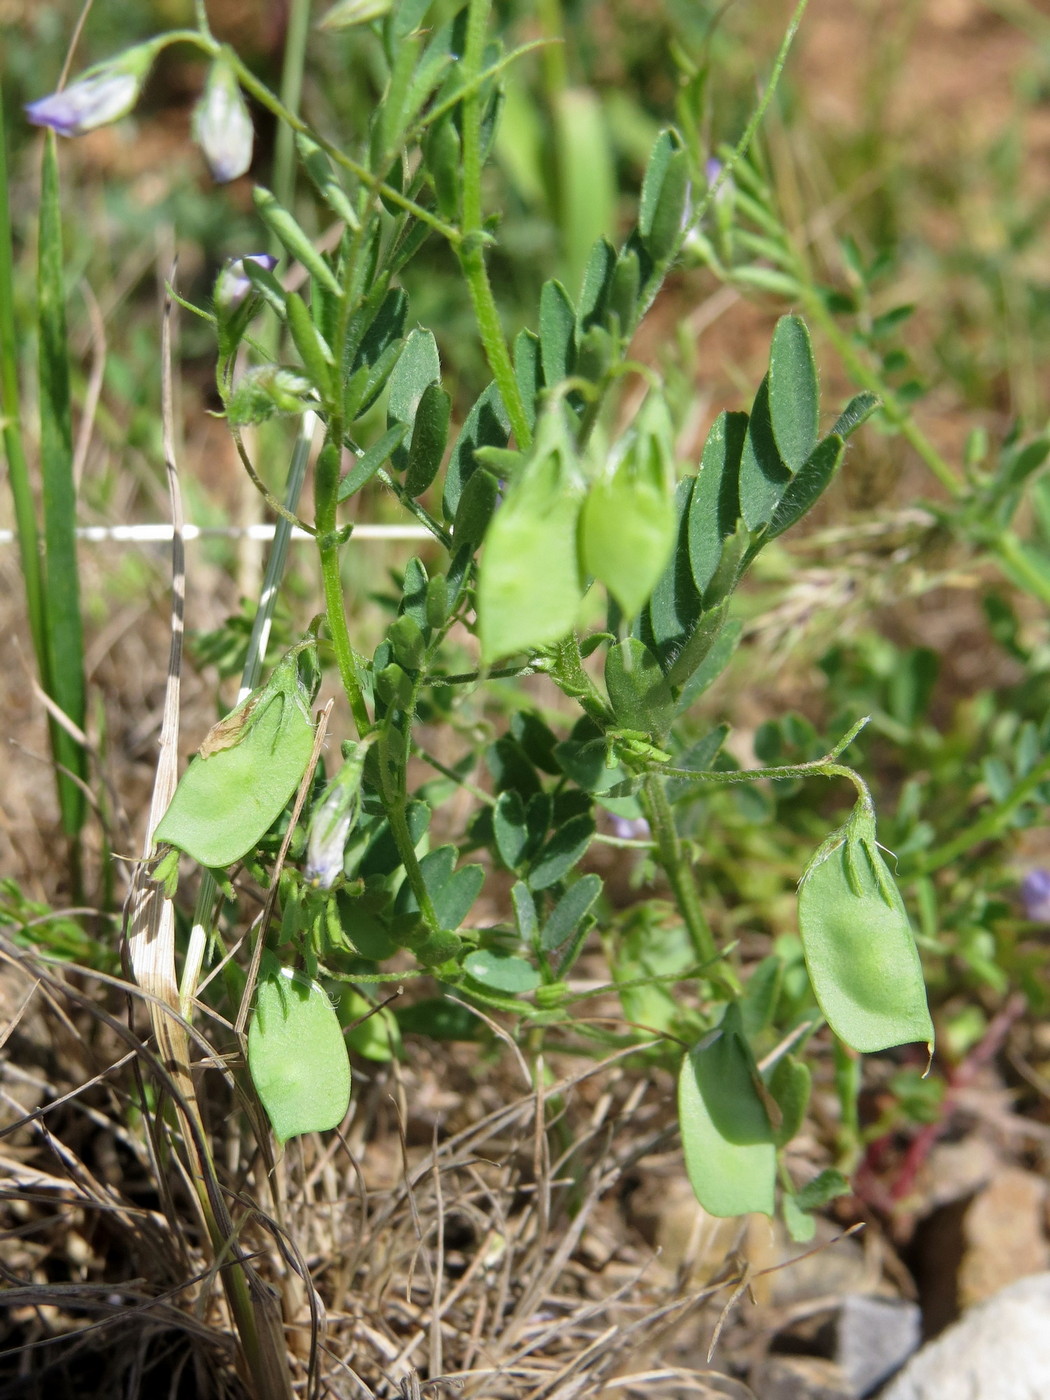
[120, 286, 295, 1400]
[1, 916, 766, 1399]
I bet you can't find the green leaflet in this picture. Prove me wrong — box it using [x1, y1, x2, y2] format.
[767, 314, 818, 474]
[464, 948, 541, 994]
[688, 409, 747, 595]
[639, 128, 689, 265]
[798, 817, 934, 1055]
[154, 653, 315, 868]
[248, 966, 351, 1143]
[253, 187, 340, 294]
[404, 381, 451, 496]
[538, 278, 577, 386]
[387, 327, 440, 472]
[540, 872, 601, 952]
[738, 374, 790, 531]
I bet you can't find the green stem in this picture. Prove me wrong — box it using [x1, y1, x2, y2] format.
[659, 717, 872, 792]
[0, 80, 46, 672]
[388, 798, 441, 932]
[315, 436, 370, 733]
[318, 537, 370, 735]
[458, 242, 532, 448]
[219, 46, 460, 243]
[376, 467, 452, 547]
[377, 676, 440, 931]
[640, 773, 738, 994]
[681, 0, 810, 253]
[413, 743, 497, 806]
[455, 0, 532, 447]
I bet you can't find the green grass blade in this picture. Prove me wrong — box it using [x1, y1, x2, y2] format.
[37, 132, 87, 838]
[0, 79, 47, 671]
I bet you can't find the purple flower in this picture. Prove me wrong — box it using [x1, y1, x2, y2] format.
[704, 156, 734, 211]
[25, 46, 155, 138]
[608, 813, 650, 842]
[1021, 869, 1050, 922]
[214, 253, 278, 311]
[193, 58, 254, 183]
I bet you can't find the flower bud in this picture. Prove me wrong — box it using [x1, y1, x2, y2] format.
[304, 743, 368, 889]
[214, 253, 278, 313]
[25, 43, 156, 137]
[193, 58, 254, 183]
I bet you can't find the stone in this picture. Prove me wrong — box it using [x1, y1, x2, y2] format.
[879, 1272, 1050, 1400]
[957, 1168, 1049, 1308]
[834, 1294, 922, 1396]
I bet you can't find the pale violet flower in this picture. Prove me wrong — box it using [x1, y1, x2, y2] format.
[608, 813, 650, 842]
[214, 254, 278, 312]
[25, 45, 156, 137]
[305, 744, 368, 889]
[1021, 869, 1050, 922]
[193, 58, 254, 183]
[704, 157, 733, 209]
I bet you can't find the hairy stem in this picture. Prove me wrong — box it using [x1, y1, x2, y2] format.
[456, 0, 532, 447]
[640, 773, 739, 995]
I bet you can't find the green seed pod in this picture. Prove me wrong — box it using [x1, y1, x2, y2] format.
[247, 964, 351, 1143]
[154, 652, 316, 868]
[678, 1003, 776, 1218]
[798, 819, 933, 1055]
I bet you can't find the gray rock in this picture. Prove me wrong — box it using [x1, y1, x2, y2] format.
[835, 1294, 922, 1396]
[879, 1272, 1050, 1400]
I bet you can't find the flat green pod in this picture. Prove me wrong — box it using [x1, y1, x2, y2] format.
[798, 829, 933, 1055]
[154, 654, 315, 868]
[678, 1004, 776, 1218]
[477, 412, 585, 662]
[579, 445, 676, 621]
[248, 966, 351, 1143]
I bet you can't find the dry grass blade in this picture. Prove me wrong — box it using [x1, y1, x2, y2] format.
[119, 277, 293, 1400]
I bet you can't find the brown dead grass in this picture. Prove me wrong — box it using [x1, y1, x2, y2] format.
[5, 1, 1050, 1394]
[0, 933, 776, 1399]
